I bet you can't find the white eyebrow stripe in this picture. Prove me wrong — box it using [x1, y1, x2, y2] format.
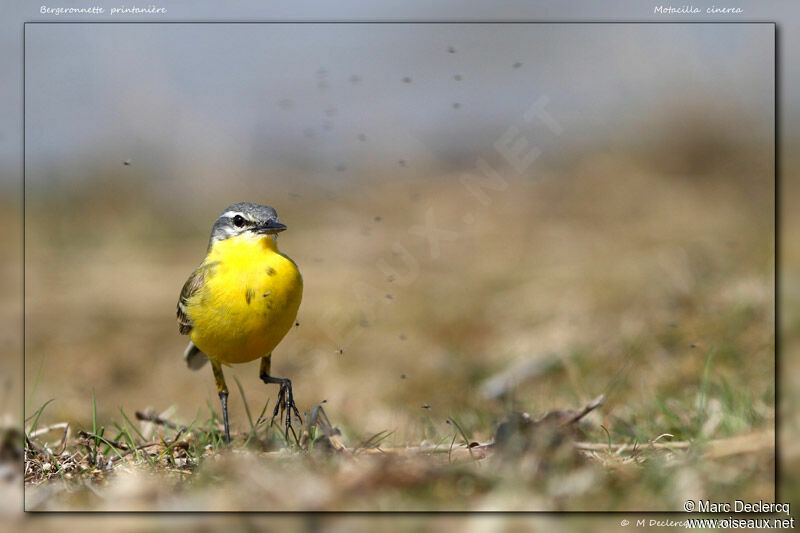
[220, 211, 246, 219]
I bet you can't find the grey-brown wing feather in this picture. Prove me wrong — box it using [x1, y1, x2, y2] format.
[177, 263, 216, 370]
[177, 264, 210, 335]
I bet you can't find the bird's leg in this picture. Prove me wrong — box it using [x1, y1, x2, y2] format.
[211, 359, 231, 444]
[259, 355, 302, 441]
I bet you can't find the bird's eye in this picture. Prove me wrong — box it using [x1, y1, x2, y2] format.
[233, 215, 246, 227]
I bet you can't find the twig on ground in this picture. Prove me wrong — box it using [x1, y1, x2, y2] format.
[28, 422, 69, 440]
[25, 435, 52, 459]
[135, 410, 188, 432]
[78, 431, 131, 451]
[564, 395, 606, 425]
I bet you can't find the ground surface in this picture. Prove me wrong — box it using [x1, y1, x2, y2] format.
[15, 141, 776, 511]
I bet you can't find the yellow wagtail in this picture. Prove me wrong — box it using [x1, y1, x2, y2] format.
[177, 202, 303, 443]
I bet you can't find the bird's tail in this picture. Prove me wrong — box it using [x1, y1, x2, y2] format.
[183, 341, 209, 370]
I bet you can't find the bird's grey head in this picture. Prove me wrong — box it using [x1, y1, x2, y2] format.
[209, 202, 286, 245]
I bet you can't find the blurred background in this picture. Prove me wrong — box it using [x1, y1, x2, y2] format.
[10, 21, 779, 511]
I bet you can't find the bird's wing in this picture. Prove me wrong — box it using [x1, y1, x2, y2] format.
[176, 263, 214, 335]
[178, 263, 217, 370]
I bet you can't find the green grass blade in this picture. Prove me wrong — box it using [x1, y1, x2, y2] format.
[91, 434, 127, 462]
[91, 390, 99, 464]
[234, 376, 256, 436]
[698, 347, 717, 417]
[26, 398, 55, 436]
[447, 417, 475, 460]
[119, 408, 146, 442]
[25, 356, 47, 414]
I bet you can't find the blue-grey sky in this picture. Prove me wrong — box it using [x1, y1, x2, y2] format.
[1, 1, 797, 190]
[22, 22, 772, 187]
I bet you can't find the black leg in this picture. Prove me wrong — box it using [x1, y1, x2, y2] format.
[260, 355, 302, 441]
[211, 359, 231, 444]
[219, 390, 231, 444]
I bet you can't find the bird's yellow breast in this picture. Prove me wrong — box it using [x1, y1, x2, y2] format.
[186, 234, 302, 365]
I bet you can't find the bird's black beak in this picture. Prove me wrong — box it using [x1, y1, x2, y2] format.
[256, 220, 287, 234]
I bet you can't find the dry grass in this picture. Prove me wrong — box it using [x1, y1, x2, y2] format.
[20, 398, 775, 511]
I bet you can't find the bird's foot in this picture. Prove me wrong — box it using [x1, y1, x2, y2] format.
[270, 379, 302, 443]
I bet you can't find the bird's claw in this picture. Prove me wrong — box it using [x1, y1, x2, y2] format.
[270, 379, 302, 443]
